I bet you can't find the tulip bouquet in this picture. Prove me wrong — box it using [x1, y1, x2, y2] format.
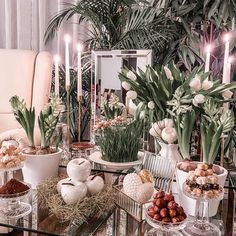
[149, 118, 177, 144]
[119, 63, 185, 122]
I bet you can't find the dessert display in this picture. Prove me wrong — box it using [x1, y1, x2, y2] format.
[0, 179, 29, 195]
[184, 163, 223, 198]
[57, 158, 105, 205]
[147, 190, 187, 223]
[123, 170, 155, 203]
[0, 146, 25, 170]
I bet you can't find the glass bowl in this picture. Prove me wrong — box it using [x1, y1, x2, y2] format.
[0, 182, 32, 219]
[145, 204, 187, 236]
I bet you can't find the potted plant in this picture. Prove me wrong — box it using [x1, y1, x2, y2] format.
[9, 95, 62, 189]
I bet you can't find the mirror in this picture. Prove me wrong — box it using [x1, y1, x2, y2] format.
[91, 49, 152, 125]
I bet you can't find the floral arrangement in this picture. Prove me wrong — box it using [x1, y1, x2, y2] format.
[96, 119, 143, 163]
[167, 70, 236, 159]
[149, 118, 177, 144]
[101, 94, 125, 120]
[9, 95, 62, 154]
[119, 63, 185, 122]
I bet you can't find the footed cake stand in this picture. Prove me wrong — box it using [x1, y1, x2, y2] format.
[182, 182, 223, 236]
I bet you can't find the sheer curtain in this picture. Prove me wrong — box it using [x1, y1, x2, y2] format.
[0, 0, 89, 59]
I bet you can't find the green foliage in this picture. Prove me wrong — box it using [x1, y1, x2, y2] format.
[38, 106, 59, 149]
[9, 96, 35, 147]
[97, 120, 143, 162]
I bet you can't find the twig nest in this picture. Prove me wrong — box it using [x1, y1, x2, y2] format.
[123, 173, 142, 199]
[138, 169, 154, 184]
[66, 158, 92, 182]
[85, 175, 104, 195]
[61, 182, 87, 205]
[136, 183, 154, 203]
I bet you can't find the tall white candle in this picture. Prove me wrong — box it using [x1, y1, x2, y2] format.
[226, 57, 233, 84]
[54, 55, 60, 95]
[64, 34, 71, 89]
[77, 44, 83, 100]
[205, 44, 211, 72]
[222, 33, 230, 84]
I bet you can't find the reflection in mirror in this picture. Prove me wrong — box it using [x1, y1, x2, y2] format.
[91, 50, 152, 128]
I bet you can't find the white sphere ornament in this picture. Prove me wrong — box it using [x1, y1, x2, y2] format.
[85, 175, 105, 195]
[123, 173, 142, 199]
[161, 127, 177, 144]
[66, 158, 92, 182]
[61, 182, 87, 205]
[136, 183, 154, 203]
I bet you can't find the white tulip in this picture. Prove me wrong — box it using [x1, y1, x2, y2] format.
[193, 94, 205, 106]
[189, 75, 201, 91]
[152, 123, 162, 136]
[148, 101, 155, 109]
[222, 90, 233, 100]
[202, 80, 213, 90]
[122, 81, 131, 90]
[164, 66, 174, 80]
[126, 91, 137, 100]
[149, 127, 158, 137]
[127, 70, 137, 81]
[163, 118, 173, 128]
[161, 127, 177, 144]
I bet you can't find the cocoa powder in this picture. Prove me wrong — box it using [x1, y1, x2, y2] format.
[0, 179, 29, 194]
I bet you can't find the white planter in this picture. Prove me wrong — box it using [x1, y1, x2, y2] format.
[22, 148, 62, 189]
[175, 162, 228, 217]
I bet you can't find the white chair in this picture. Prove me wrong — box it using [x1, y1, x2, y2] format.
[0, 49, 52, 146]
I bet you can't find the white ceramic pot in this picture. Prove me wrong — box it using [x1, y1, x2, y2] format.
[175, 162, 228, 217]
[22, 148, 62, 189]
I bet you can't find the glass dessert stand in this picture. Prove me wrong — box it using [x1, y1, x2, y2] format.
[145, 205, 187, 236]
[0, 182, 32, 219]
[182, 182, 224, 236]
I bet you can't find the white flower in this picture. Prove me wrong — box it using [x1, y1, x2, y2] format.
[202, 80, 213, 90]
[163, 118, 173, 128]
[126, 70, 137, 81]
[148, 101, 155, 109]
[161, 127, 177, 144]
[151, 123, 162, 137]
[122, 81, 131, 91]
[126, 91, 137, 100]
[222, 90, 233, 100]
[193, 94, 205, 107]
[164, 66, 174, 80]
[190, 75, 201, 91]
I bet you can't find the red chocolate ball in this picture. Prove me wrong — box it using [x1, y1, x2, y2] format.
[154, 205, 161, 213]
[169, 209, 177, 217]
[176, 206, 184, 215]
[154, 190, 165, 199]
[167, 201, 178, 210]
[160, 208, 168, 218]
[162, 217, 171, 223]
[163, 194, 174, 202]
[171, 217, 180, 223]
[155, 199, 167, 208]
[147, 207, 155, 218]
[153, 213, 162, 221]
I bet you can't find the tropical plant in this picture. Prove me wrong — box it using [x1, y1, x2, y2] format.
[9, 96, 61, 154]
